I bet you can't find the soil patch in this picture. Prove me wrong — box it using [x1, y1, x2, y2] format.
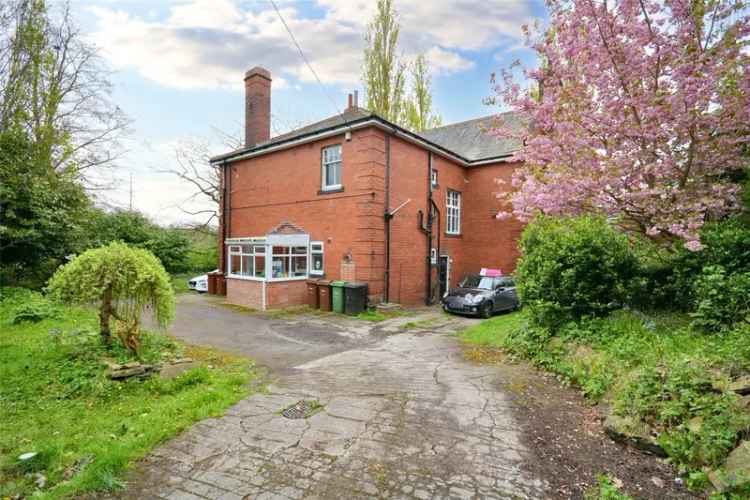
[463, 345, 703, 499]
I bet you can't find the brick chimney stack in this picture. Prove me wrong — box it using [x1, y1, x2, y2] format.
[244, 67, 271, 147]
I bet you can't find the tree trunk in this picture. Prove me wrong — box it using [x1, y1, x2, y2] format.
[99, 286, 113, 344]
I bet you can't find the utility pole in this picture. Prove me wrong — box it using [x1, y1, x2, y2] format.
[129, 172, 133, 211]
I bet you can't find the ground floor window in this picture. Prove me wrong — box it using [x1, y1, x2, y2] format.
[228, 244, 266, 278]
[227, 236, 325, 281]
[310, 242, 324, 275]
[271, 246, 308, 279]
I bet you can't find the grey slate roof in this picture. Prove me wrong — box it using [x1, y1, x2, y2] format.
[417, 112, 523, 161]
[266, 107, 373, 146]
[212, 107, 374, 163]
[211, 107, 523, 164]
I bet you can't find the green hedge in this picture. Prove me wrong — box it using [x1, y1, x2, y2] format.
[515, 216, 639, 328]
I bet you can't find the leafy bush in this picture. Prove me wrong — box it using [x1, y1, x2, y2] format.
[0, 288, 59, 324]
[10, 300, 58, 324]
[0, 129, 91, 289]
[84, 209, 192, 273]
[690, 265, 750, 333]
[640, 219, 750, 310]
[46, 242, 175, 353]
[516, 216, 639, 328]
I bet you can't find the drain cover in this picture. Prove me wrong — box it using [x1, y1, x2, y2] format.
[281, 400, 321, 419]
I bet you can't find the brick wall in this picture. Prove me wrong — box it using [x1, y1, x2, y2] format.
[221, 124, 525, 308]
[463, 162, 525, 276]
[225, 128, 388, 305]
[226, 278, 264, 310]
[266, 280, 307, 308]
[387, 135, 430, 305]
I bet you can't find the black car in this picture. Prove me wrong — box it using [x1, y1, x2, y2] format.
[442, 274, 519, 318]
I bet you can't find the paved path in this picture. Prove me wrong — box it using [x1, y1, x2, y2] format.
[125, 295, 547, 499]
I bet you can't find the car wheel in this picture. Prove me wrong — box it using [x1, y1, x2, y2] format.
[480, 302, 493, 319]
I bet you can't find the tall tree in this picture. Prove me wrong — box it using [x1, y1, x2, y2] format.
[0, 0, 128, 182]
[0, 0, 128, 286]
[493, 0, 750, 251]
[404, 53, 442, 132]
[162, 127, 243, 229]
[362, 0, 407, 125]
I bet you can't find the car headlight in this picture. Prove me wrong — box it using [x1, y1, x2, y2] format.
[464, 293, 480, 304]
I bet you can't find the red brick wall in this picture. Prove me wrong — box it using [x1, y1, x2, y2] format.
[226, 278, 264, 310]
[430, 153, 470, 296]
[266, 280, 307, 308]
[221, 123, 525, 307]
[225, 127, 387, 303]
[386, 147, 525, 304]
[463, 161, 525, 277]
[387, 135, 430, 304]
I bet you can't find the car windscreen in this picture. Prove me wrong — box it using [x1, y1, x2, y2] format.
[459, 275, 495, 290]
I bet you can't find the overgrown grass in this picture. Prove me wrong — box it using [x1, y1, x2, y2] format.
[461, 308, 750, 496]
[355, 308, 414, 322]
[170, 273, 194, 294]
[0, 288, 261, 499]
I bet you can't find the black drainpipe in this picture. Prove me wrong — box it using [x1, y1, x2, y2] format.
[383, 134, 392, 303]
[424, 152, 433, 305]
[221, 160, 229, 274]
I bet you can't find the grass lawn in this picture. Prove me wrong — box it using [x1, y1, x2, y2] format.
[461, 308, 750, 496]
[0, 288, 261, 499]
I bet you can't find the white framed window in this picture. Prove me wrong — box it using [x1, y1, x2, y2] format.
[431, 169, 438, 188]
[310, 241, 324, 275]
[271, 246, 308, 279]
[227, 244, 266, 278]
[446, 190, 461, 235]
[321, 144, 342, 191]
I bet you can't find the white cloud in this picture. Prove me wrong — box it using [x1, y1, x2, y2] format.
[425, 47, 475, 74]
[87, 0, 537, 90]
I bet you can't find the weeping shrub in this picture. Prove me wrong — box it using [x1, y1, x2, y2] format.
[46, 242, 175, 353]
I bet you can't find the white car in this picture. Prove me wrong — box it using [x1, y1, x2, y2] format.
[187, 269, 218, 293]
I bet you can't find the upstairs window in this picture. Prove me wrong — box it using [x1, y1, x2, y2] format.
[446, 190, 461, 235]
[321, 144, 342, 191]
[431, 168, 438, 188]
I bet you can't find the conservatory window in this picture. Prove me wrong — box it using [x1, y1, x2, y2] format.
[227, 244, 266, 278]
[271, 246, 308, 279]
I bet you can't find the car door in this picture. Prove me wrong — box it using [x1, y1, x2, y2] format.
[490, 278, 503, 311]
[494, 277, 516, 311]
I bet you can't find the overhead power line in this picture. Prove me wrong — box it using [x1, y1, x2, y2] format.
[267, 0, 351, 126]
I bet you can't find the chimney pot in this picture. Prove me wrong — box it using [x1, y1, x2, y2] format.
[244, 66, 272, 147]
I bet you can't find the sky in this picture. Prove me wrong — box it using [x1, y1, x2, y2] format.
[72, 0, 547, 226]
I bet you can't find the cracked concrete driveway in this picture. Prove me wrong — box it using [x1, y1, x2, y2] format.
[124, 294, 547, 500]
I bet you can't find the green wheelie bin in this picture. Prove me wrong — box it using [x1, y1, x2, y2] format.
[330, 281, 346, 313]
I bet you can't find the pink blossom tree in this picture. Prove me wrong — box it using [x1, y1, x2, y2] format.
[492, 0, 750, 250]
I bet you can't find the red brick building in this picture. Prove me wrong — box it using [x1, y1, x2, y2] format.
[211, 67, 525, 310]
